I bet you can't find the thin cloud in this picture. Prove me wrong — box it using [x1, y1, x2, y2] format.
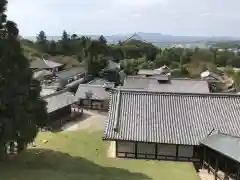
[6, 0, 240, 36]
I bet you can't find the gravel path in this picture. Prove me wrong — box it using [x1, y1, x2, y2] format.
[61, 110, 107, 132]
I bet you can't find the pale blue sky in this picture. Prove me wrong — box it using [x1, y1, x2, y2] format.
[7, 0, 240, 37]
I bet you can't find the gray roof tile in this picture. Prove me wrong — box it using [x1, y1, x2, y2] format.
[88, 78, 115, 87]
[43, 90, 77, 113]
[103, 89, 240, 145]
[123, 76, 210, 93]
[56, 67, 86, 81]
[201, 133, 240, 163]
[75, 84, 110, 100]
[30, 59, 63, 69]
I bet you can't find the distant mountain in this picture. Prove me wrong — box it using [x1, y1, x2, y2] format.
[24, 32, 240, 47]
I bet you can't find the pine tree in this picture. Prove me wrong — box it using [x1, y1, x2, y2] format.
[60, 30, 70, 54]
[36, 30, 48, 52]
[0, 0, 48, 158]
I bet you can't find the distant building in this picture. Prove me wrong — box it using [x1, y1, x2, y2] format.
[55, 67, 87, 85]
[33, 69, 53, 81]
[30, 58, 63, 72]
[137, 65, 171, 78]
[54, 67, 87, 91]
[122, 75, 210, 93]
[75, 83, 113, 110]
[43, 90, 81, 122]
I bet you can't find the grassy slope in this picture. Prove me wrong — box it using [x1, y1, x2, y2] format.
[0, 131, 199, 180]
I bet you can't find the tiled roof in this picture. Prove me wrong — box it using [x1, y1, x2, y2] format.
[88, 78, 115, 87]
[123, 76, 210, 93]
[43, 90, 77, 113]
[40, 88, 56, 97]
[138, 69, 159, 75]
[75, 84, 110, 100]
[56, 67, 86, 81]
[201, 133, 240, 163]
[103, 89, 240, 145]
[33, 69, 53, 80]
[30, 59, 63, 69]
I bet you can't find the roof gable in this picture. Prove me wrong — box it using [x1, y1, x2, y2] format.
[201, 133, 240, 163]
[43, 90, 77, 113]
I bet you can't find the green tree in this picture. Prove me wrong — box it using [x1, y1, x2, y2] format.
[48, 40, 57, 55]
[36, 30, 48, 52]
[60, 30, 71, 55]
[0, 0, 48, 158]
[99, 35, 107, 44]
[71, 33, 78, 40]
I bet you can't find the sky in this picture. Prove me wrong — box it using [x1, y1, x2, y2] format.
[6, 0, 240, 37]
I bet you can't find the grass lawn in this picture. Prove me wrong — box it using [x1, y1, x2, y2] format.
[0, 131, 200, 180]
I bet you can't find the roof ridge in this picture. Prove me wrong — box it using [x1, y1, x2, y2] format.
[112, 88, 240, 98]
[126, 76, 207, 82]
[42, 88, 71, 99]
[78, 84, 106, 88]
[218, 132, 240, 139]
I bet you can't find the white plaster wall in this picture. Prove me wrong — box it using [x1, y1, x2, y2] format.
[178, 145, 193, 157]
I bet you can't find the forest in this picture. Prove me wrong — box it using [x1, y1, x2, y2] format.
[22, 30, 240, 86]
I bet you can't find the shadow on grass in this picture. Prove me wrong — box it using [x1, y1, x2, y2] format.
[0, 149, 152, 180]
[50, 112, 92, 133]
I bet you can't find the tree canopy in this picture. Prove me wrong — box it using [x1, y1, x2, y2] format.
[0, 0, 48, 158]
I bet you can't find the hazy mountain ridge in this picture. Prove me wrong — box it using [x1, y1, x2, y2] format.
[24, 32, 240, 46]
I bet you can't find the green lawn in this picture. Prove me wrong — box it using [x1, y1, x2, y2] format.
[0, 131, 200, 180]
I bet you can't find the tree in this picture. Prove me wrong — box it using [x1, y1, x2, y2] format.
[36, 31, 47, 43]
[0, 0, 48, 158]
[60, 30, 71, 55]
[99, 35, 107, 44]
[71, 33, 78, 40]
[36, 31, 48, 52]
[48, 40, 57, 55]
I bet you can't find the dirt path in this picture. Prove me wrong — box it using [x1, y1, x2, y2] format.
[198, 169, 215, 180]
[107, 141, 116, 158]
[61, 110, 107, 132]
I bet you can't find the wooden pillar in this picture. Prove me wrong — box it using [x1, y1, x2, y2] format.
[215, 158, 219, 180]
[202, 147, 206, 169]
[176, 145, 179, 160]
[208, 155, 211, 173]
[224, 163, 228, 180]
[237, 165, 240, 180]
[155, 144, 158, 159]
[135, 143, 137, 159]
